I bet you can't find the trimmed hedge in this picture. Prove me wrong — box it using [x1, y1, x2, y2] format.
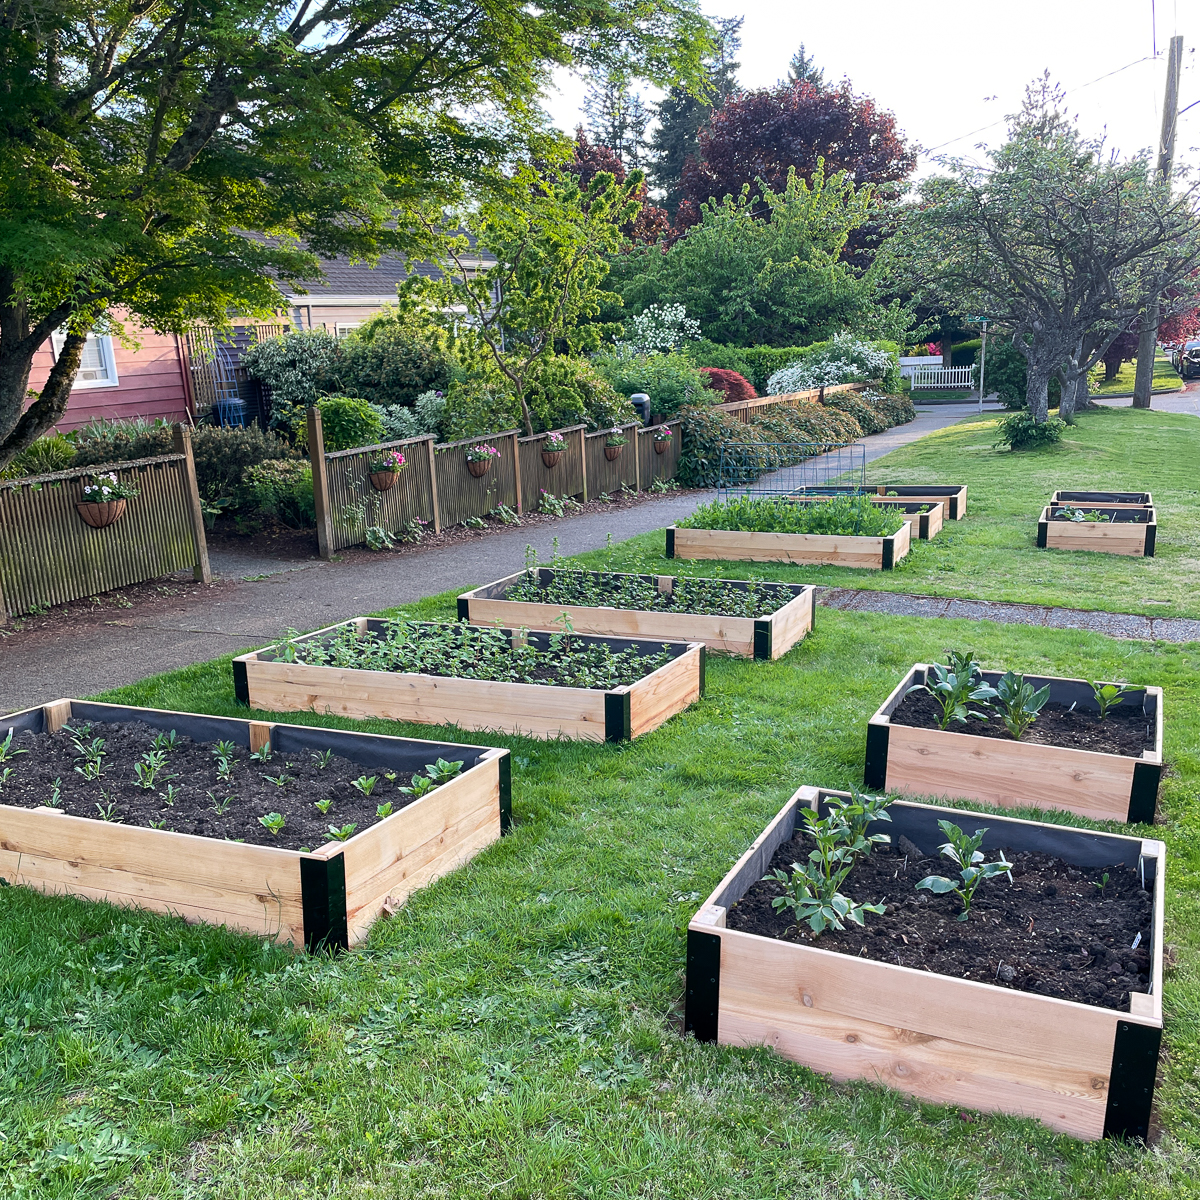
[820, 391, 888, 434]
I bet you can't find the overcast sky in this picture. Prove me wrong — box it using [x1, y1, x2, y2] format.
[543, 0, 1198, 175]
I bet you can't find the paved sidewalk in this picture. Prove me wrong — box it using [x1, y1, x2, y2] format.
[0, 402, 1007, 712]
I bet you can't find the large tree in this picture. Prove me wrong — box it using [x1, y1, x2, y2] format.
[567, 131, 670, 245]
[885, 81, 1200, 422]
[0, 0, 710, 468]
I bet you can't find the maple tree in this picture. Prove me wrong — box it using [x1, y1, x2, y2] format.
[567, 131, 671, 245]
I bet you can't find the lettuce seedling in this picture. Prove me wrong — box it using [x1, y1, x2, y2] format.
[909, 662, 997, 729]
[351, 775, 378, 796]
[917, 820, 1012, 920]
[1091, 681, 1131, 719]
[314, 798, 333, 814]
[376, 801, 394, 818]
[993, 671, 1051, 740]
[325, 823, 357, 842]
[258, 812, 286, 836]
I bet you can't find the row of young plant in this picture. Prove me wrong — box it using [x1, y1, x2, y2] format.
[679, 494, 907, 538]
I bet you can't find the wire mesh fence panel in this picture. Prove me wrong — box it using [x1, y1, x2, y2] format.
[0, 456, 200, 618]
[584, 423, 641, 498]
[519, 425, 587, 511]
[434, 432, 520, 527]
[637, 421, 682, 489]
[717, 442, 866, 499]
[324, 436, 438, 552]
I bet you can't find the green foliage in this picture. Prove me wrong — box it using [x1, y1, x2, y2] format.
[860, 389, 915, 426]
[907, 657, 998, 730]
[984, 341, 1061, 409]
[0, 433, 76, 480]
[917, 821, 1012, 921]
[592, 350, 709, 417]
[524, 356, 637, 432]
[229, 333, 343, 431]
[610, 165, 875, 346]
[1092, 681, 1132, 719]
[821, 391, 888, 434]
[681, 494, 905, 537]
[244, 461, 316, 529]
[992, 671, 1051, 740]
[338, 313, 457, 409]
[311, 396, 385, 452]
[441, 377, 522, 441]
[994, 411, 1067, 451]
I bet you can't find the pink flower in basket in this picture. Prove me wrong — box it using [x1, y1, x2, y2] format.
[464, 443, 502, 462]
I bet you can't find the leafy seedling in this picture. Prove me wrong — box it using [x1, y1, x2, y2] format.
[161, 783, 183, 806]
[133, 761, 159, 789]
[95, 799, 120, 822]
[993, 671, 1051, 741]
[48, 778, 62, 807]
[149, 818, 167, 829]
[212, 740, 238, 760]
[311, 749, 333, 771]
[209, 793, 233, 816]
[766, 860, 886, 934]
[375, 801, 394, 818]
[263, 772, 294, 788]
[1091, 681, 1131, 719]
[0, 767, 11, 791]
[314, 798, 333, 815]
[258, 812, 286, 836]
[250, 744, 273, 763]
[215, 759, 234, 783]
[424, 758, 464, 784]
[325, 823, 358, 842]
[399, 774, 436, 800]
[909, 661, 997, 729]
[350, 775, 378, 797]
[384, 771, 397, 782]
[151, 730, 178, 752]
[917, 820, 1012, 920]
[1094, 872, 1110, 895]
[0, 729, 28, 762]
[75, 759, 103, 781]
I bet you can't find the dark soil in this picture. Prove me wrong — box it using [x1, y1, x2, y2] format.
[0, 719, 435, 851]
[1048, 508, 1149, 524]
[891, 687, 1152, 756]
[206, 517, 320, 561]
[728, 834, 1153, 1012]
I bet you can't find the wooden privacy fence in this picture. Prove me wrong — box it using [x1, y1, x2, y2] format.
[712, 381, 870, 424]
[0, 426, 211, 621]
[307, 407, 683, 558]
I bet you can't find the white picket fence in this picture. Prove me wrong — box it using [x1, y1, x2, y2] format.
[905, 365, 975, 390]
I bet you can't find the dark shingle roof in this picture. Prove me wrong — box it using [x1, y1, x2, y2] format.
[279, 244, 495, 301]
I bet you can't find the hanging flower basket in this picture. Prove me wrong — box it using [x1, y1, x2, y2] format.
[541, 432, 568, 468]
[367, 450, 406, 492]
[465, 444, 501, 477]
[652, 428, 673, 455]
[604, 428, 627, 461]
[76, 473, 138, 529]
[541, 451, 562, 468]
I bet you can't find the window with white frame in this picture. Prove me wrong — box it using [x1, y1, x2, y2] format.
[334, 323, 363, 338]
[50, 331, 120, 388]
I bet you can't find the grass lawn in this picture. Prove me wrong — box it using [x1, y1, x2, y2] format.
[1091, 352, 1181, 396]
[3, 589, 1200, 1197]
[600, 406, 1200, 620]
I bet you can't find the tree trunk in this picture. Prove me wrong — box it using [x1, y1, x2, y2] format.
[1132, 307, 1158, 409]
[1057, 371, 1076, 423]
[0, 329, 87, 470]
[1104, 358, 1120, 382]
[1026, 365, 1051, 422]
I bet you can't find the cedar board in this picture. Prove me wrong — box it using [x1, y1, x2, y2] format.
[669, 520, 910, 569]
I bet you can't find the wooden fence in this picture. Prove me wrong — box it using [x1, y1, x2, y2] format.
[0, 426, 211, 621]
[711, 381, 870, 423]
[307, 408, 683, 558]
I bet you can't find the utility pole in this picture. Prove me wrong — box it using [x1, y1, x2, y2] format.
[1133, 34, 1184, 408]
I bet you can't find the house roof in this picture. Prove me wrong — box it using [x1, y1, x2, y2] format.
[279, 246, 496, 304]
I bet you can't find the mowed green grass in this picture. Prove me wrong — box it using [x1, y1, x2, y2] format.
[3, 590, 1200, 1197]
[1090, 352, 1182, 396]
[599, 406, 1200, 620]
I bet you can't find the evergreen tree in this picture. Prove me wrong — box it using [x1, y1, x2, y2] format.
[582, 77, 652, 171]
[787, 44, 825, 89]
[648, 16, 742, 218]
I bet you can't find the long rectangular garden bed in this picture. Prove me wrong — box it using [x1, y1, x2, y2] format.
[668, 519, 911, 569]
[1038, 505, 1156, 557]
[786, 496, 943, 541]
[865, 664, 1163, 822]
[0, 698, 508, 948]
[235, 619, 705, 742]
[686, 784, 1164, 1140]
[872, 484, 968, 519]
[1050, 490, 1153, 508]
[458, 569, 814, 659]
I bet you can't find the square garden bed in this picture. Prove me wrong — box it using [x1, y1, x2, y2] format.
[0, 698, 508, 948]
[1050, 490, 1152, 509]
[458, 568, 814, 659]
[235, 619, 705, 742]
[686, 785, 1164, 1139]
[865, 664, 1163, 823]
[1039, 505, 1156, 557]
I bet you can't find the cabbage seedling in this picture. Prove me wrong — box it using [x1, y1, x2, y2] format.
[376, 801, 394, 818]
[325, 823, 357, 842]
[314, 798, 333, 814]
[917, 820, 1012, 920]
[1091, 681, 1131, 719]
[350, 775, 378, 797]
[908, 662, 997, 729]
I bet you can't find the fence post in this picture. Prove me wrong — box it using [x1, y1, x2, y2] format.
[511, 430, 523, 515]
[0, 564, 7, 625]
[426, 437, 442, 534]
[579, 427, 589, 503]
[307, 407, 334, 560]
[633, 423, 642, 492]
[172, 424, 213, 584]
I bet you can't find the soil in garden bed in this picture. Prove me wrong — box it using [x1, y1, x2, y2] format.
[0, 720, 436, 851]
[1048, 508, 1150, 523]
[891, 687, 1152, 756]
[728, 835, 1152, 1012]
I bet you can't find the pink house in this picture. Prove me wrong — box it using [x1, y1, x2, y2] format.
[29, 325, 191, 432]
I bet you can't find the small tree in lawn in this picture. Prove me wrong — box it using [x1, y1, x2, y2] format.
[410, 164, 642, 437]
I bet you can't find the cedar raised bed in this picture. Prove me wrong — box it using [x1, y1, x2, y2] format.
[787, 496, 943, 541]
[1050, 490, 1152, 509]
[1038, 505, 1156, 557]
[865, 665, 1163, 823]
[457, 569, 814, 659]
[234, 619, 705, 742]
[0, 698, 508, 949]
[686, 784, 1164, 1139]
[667, 518, 911, 570]
[872, 484, 968, 519]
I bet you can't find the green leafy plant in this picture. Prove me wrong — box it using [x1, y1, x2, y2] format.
[95, 799, 120, 822]
[994, 412, 1067, 451]
[212, 740, 238, 761]
[263, 772, 294, 788]
[1056, 505, 1110, 523]
[680, 494, 905, 538]
[424, 758, 464, 784]
[151, 730, 178, 752]
[325, 823, 358, 842]
[250, 744, 273, 763]
[160, 783, 183, 806]
[398, 774, 437, 800]
[490, 503, 521, 526]
[364, 525, 395, 551]
[209, 793, 233, 816]
[992, 671, 1051, 740]
[0, 767, 11, 791]
[312, 750, 333, 770]
[1094, 871, 1110, 895]
[908, 661, 997, 730]
[916, 820, 1012, 920]
[314, 798, 333, 815]
[258, 812, 286, 837]
[0, 729, 28, 763]
[375, 801, 394, 818]
[350, 775, 379, 797]
[1092, 681, 1132, 719]
[48, 778, 62, 807]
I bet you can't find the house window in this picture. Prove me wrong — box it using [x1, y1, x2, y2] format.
[50, 331, 120, 388]
[335, 323, 363, 338]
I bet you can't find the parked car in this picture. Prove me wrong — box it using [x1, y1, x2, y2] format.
[1172, 340, 1200, 379]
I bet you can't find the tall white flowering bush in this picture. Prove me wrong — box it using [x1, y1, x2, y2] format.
[619, 304, 701, 356]
[766, 334, 900, 394]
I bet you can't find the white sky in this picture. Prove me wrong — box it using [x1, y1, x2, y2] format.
[543, 0, 1198, 175]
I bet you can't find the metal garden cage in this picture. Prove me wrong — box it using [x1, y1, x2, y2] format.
[716, 442, 868, 500]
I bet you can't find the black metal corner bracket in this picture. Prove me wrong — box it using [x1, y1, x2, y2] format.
[456, 596, 470, 621]
[232, 659, 250, 707]
[605, 690, 632, 742]
[753, 619, 773, 661]
[300, 853, 349, 953]
[864, 722, 890, 791]
[1127, 762, 1161, 825]
[1036, 521, 1048, 549]
[665, 527, 675, 559]
[881, 536, 895, 570]
[1103, 1020, 1161, 1140]
[685, 928, 721, 1043]
[498, 751, 512, 834]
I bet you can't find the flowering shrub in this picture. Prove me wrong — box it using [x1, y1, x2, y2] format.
[367, 451, 406, 474]
[81, 473, 140, 502]
[543, 431, 568, 453]
[464, 443, 501, 463]
[699, 367, 756, 404]
[766, 335, 900, 394]
[619, 303, 701, 355]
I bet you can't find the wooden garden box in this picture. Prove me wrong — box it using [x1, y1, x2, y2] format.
[1050, 490, 1153, 509]
[783, 497, 942, 542]
[872, 484, 968, 519]
[666, 519, 911, 570]
[686, 785, 1164, 1140]
[0, 698, 508, 949]
[865, 665, 1163, 823]
[235, 619, 705, 742]
[458, 570, 814, 659]
[1038, 505, 1156, 557]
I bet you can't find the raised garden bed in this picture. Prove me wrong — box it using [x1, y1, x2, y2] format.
[1050, 490, 1152, 509]
[0, 698, 508, 949]
[872, 484, 968, 519]
[686, 784, 1164, 1140]
[865, 663, 1163, 822]
[235, 619, 704, 742]
[788, 496, 943, 541]
[457, 568, 814, 659]
[669, 495, 911, 570]
[1038, 505, 1156, 557]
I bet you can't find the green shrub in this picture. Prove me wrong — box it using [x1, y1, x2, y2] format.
[681, 494, 905, 537]
[861, 389, 916, 426]
[524, 356, 637, 431]
[592, 350, 709, 417]
[821, 391, 888, 434]
[309, 396, 385, 451]
[240, 330, 343, 430]
[0, 433, 77, 479]
[441, 377, 521, 440]
[244, 460, 316, 527]
[983, 341, 1062, 410]
[680, 340, 754, 379]
[753, 403, 862, 446]
[994, 411, 1067, 451]
[338, 313, 456, 409]
[730, 344, 821, 391]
